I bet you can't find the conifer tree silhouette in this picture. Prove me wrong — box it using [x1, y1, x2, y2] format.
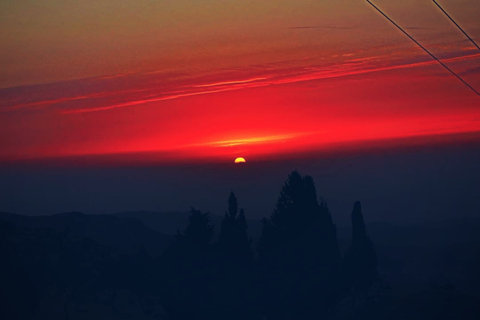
[346, 201, 377, 293]
[235, 209, 253, 263]
[218, 192, 237, 254]
[228, 191, 238, 218]
[213, 193, 254, 315]
[184, 207, 214, 248]
[217, 192, 253, 263]
[162, 208, 216, 319]
[257, 171, 341, 317]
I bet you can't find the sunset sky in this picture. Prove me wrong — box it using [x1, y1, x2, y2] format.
[1, 0, 479, 163]
[1, 0, 480, 221]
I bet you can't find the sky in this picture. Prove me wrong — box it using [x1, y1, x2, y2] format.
[0, 0, 480, 220]
[1, 0, 480, 163]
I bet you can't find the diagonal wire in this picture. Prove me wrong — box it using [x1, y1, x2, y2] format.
[365, 0, 480, 96]
[432, 0, 480, 51]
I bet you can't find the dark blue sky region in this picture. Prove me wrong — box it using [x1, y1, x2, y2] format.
[2, 139, 479, 225]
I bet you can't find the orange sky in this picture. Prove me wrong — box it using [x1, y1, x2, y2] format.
[0, 0, 479, 164]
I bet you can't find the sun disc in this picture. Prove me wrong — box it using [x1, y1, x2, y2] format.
[234, 157, 246, 164]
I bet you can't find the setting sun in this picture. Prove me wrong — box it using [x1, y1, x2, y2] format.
[234, 157, 246, 164]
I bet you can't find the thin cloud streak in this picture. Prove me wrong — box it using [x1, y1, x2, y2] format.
[6, 93, 107, 111]
[288, 25, 354, 30]
[5, 51, 480, 115]
[60, 85, 270, 114]
[42, 52, 480, 114]
[194, 77, 267, 88]
[404, 27, 431, 30]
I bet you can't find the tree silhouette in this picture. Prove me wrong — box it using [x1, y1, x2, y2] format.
[235, 208, 253, 263]
[217, 192, 253, 263]
[257, 171, 341, 317]
[184, 207, 214, 248]
[217, 192, 237, 254]
[161, 208, 217, 319]
[345, 201, 377, 293]
[228, 191, 238, 218]
[211, 193, 255, 317]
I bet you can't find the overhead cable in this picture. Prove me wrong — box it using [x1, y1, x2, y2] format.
[432, 0, 480, 51]
[366, 0, 480, 96]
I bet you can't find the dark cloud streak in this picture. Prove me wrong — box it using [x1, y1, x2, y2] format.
[404, 26, 431, 30]
[288, 25, 354, 30]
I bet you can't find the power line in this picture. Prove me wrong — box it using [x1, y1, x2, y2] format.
[365, 0, 480, 96]
[432, 0, 480, 51]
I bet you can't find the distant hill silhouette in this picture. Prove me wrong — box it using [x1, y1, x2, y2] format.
[114, 210, 207, 235]
[0, 211, 171, 255]
[114, 210, 265, 241]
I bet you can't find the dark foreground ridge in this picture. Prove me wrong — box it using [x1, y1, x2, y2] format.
[1, 171, 479, 319]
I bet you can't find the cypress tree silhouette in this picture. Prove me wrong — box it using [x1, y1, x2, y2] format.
[346, 201, 377, 293]
[352, 201, 367, 243]
[217, 192, 253, 263]
[213, 193, 254, 316]
[228, 191, 238, 219]
[235, 208, 253, 263]
[162, 208, 216, 319]
[257, 171, 341, 318]
[217, 192, 237, 255]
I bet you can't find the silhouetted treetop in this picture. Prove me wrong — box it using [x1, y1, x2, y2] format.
[267, 170, 335, 239]
[346, 201, 377, 293]
[228, 191, 238, 219]
[257, 170, 341, 316]
[352, 201, 367, 242]
[237, 209, 249, 246]
[217, 193, 253, 263]
[184, 207, 214, 247]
